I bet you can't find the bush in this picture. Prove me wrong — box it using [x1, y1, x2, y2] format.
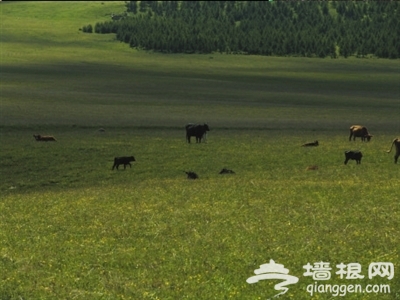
[81, 24, 93, 33]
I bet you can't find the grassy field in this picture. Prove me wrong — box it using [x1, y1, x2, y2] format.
[1, 1, 399, 299]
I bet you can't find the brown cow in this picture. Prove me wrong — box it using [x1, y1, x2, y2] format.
[33, 134, 57, 141]
[349, 125, 372, 142]
[386, 138, 400, 164]
[306, 165, 319, 170]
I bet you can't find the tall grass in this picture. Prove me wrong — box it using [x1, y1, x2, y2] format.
[1, 1, 399, 299]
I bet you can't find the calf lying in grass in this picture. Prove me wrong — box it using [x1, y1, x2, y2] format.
[33, 134, 56, 141]
[302, 140, 319, 147]
[219, 168, 235, 174]
[185, 171, 199, 179]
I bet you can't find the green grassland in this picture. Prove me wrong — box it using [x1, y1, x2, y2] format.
[1, 1, 399, 300]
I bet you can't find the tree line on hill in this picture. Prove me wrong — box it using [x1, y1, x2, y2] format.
[82, 1, 399, 59]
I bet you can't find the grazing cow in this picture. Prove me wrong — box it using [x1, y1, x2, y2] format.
[33, 134, 56, 141]
[112, 156, 135, 170]
[302, 140, 319, 147]
[185, 123, 210, 142]
[185, 171, 199, 179]
[185, 123, 210, 143]
[349, 125, 372, 142]
[219, 168, 235, 174]
[386, 138, 400, 164]
[344, 150, 363, 165]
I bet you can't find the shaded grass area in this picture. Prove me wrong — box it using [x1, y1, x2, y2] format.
[1, 60, 399, 130]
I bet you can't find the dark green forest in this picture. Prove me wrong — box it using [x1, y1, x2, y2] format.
[84, 1, 400, 58]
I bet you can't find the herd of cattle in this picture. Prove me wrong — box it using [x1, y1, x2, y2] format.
[33, 124, 400, 176]
[345, 125, 399, 165]
[300, 125, 399, 165]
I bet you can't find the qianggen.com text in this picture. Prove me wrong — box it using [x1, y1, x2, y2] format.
[306, 282, 391, 297]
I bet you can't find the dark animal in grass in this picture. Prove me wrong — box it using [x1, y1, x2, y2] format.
[219, 168, 235, 174]
[302, 140, 319, 147]
[112, 156, 135, 170]
[306, 165, 319, 171]
[386, 138, 400, 164]
[33, 134, 57, 141]
[344, 150, 363, 165]
[349, 125, 373, 142]
[185, 123, 210, 143]
[185, 171, 199, 179]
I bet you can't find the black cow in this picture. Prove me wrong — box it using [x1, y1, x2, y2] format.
[185, 171, 199, 179]
[112, 156, 135, 170]
[344, 150, 363, 165]
[185, 123, 210, 143]
[219, 168, 235, 174]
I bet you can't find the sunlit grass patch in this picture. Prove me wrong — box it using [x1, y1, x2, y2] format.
[1, 129, 398, 299]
